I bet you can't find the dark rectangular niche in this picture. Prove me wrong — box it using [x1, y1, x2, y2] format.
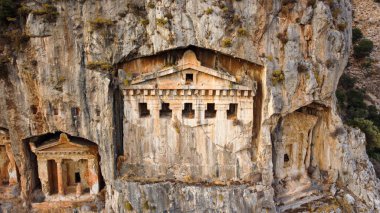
[182, 103, 194, 118]
[185, 73, 193, 84]
[227, 103, 238, 119]
[139, 103, 150, 117]
[205, 103, 216, 118]
[160, 103, 172, 118]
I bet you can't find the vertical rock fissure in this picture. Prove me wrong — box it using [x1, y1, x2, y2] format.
[113, 85, 124, 164]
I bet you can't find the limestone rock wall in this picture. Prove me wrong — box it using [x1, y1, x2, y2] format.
[0, 0, 379, 212]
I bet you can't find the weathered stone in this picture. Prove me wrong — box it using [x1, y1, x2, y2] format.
[0, 0, 378, 212]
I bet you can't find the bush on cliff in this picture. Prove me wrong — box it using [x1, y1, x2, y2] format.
[0, 0, 18, 26]
[352, 28, 363, 43]
[350, 118, 380, 150]
[353, 38, 374, 58]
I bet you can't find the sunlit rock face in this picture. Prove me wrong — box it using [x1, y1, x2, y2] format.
[0, 0, 379, 212]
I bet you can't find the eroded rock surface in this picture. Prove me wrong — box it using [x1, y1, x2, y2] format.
[0, 0, 379, 212]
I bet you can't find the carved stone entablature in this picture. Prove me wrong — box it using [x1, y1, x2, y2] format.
[122, 89, 254, 98]
[121, 50, 257, 97]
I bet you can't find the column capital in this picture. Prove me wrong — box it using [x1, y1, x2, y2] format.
[170, 103, 184, 110]
[215, 104, 229, 111]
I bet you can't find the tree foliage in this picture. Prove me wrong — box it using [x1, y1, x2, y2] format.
[354, 39, 374, 58]
[352, 28, 363, 43]
[0, 0, 18, 26]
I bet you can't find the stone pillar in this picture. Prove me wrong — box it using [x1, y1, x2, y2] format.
[170, 103, 183, 121]
[37, 159, 50, 196]
[76, 183, 82, 197]
[5, 144, 17, 185]
[149, 101, 161, 136]
[215, 104, 229, 121]
[215, 104, 229, 147]
[56, 159, 64, 195]
[88, 158, 99, 194]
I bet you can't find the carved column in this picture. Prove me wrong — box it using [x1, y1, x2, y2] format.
[170, 103, 183, 121]
[88, 158, 99, 194]
[215, 104, 229, 121]
[149, 101, 161, 136]
[56, 159, 64, 195]
[197, 104, 206, 122]
[37, 159, 50, 196]
[215, 104, 229, 146]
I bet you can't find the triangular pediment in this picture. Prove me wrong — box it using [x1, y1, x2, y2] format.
[130, 50, 236, 85]
[36, 133, 91, 152]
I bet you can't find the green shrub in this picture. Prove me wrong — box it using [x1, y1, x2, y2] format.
[271, 70, 285, 85]
[221, 38, 232, 47]
[89, 17, 113, 30]
[32, 4, 59, 22]
[140, 19, 149, 26]
[237, 27, 247, 37]
[346, 89, 366, 108]
[350, 118, 380, 150]
[361, 57, 373, 69]
[0, 0, 18, 26]
[147, 2, 155, 9]
[17, 4, 31, 16]
[87, 61, 113, 72]
[156, 18, 168, 27]
[353, 38, 374, 58]
[352, 28, 363, 43]
[336, 89, 346, 107]
[125, 201, 133, 211]
[205, 8, 213, 15]
[339, 74, 355, 89]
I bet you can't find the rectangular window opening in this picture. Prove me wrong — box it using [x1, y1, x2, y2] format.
[139, 103, 150, 117]
[284, 144, 292, 168]
[71, 107, 79, 117]
[160, 103, 172, 118]
[182, 103, 195, 118]
[185, 73, 193, 84]
[205, 103, 216, 118]
[53, 108, 59, 115]
[227, 103, 238, 120]
[30, 105, 38, 114]
[75, 172, 81, 183]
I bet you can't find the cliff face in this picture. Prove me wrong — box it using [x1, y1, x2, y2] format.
[0, 0, 379, 212]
